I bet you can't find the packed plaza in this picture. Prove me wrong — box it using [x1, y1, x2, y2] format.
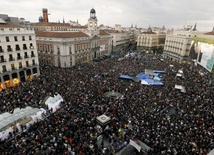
[0, 51, 213, 155]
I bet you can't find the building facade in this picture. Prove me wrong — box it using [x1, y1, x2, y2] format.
[137, 27, 166, 54]
[0, 19, 39, 90]
[35, 8, 112, 67]
[163, 28, 202, 63]
[36, 30, 112, 67]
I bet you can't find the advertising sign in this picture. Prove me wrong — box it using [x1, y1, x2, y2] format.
[190, 41, 214, 72]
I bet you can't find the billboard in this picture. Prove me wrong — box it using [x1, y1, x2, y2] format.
[190, 41, 214, 72]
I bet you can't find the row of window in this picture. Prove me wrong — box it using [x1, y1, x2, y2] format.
[0, 27, 33, 31]
[38, 45, 53, 52]
[75, 43, 91, 51]
[0, 44, 34, 53]
[4, 35, 32, 42]
[1, 60, 36, 73]
[0, 51, 35, 62]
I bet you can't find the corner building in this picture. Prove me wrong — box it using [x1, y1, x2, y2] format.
[0, 19, 40, 90]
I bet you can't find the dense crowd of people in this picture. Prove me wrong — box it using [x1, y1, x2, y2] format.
[0, 52, 213, 155]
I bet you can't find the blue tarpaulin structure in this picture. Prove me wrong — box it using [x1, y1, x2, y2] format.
[143, 79, 164, 85]
[119, 75, 133, 80]
[119, 71, 164, 85]
[153, 70, 166, 73]
[136, 73, 150, 79]
[153, 73, 159, 77]
[154, 76, 161, 81]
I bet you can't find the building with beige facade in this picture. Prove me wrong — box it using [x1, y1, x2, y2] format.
[163, 25, 202, 63]
[0, 16, 39, 90]
[105, 25, 131, 53]
[137, 26, 166, 54]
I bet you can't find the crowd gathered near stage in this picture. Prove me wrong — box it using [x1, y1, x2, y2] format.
[0, 52, 213, 155]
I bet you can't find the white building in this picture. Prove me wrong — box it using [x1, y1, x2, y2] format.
[35, 8, 112, 67]
[0, 18, 39, 90]
[163, 25, 202, 63]
[105, 29, 130, 53]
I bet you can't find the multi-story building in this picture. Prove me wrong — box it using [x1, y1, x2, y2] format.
[105, 25, 131, 53]
[137, 26, 166, 54]
[0, 17, 39, 90]
[35, 8, 112, 67]
[163, 25, 202, 63]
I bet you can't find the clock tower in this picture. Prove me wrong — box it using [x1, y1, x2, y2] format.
[88, 8, 98, 36]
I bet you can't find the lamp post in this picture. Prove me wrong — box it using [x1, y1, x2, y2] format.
[111, 38, 114, 55]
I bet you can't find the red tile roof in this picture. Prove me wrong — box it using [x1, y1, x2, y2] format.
[35, 31, 89, 38]
[34, 22, 70, 26]
[204, 31, 214, 35]
[99, 30, 111, 36]
[33, 22, 87, 28]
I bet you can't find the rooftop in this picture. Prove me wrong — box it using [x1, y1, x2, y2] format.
[35, 31, 89, 38]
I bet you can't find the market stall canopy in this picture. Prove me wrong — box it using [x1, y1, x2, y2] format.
[0, 106, 40, 132]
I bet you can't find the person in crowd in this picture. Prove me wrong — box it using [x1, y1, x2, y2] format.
[0, 52, 213, 155]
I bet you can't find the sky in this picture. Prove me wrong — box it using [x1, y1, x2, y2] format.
[0, 0, 214, 31]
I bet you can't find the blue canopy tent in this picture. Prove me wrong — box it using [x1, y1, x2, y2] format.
[154, 76, 161, 81]
[119, 75, 133, 80]
[153, 73, 159, 77]
[144, 79, 164, 85]
[153, 70, 166, 73]
[136, 73, 150, 79]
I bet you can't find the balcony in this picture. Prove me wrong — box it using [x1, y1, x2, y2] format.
[15, 48, 20, 51]
[19, 66, 23, 69]
[0, 49, 4, 53]
[12, 67, 17, 70]
[9, 57, 15, 61]
[24, 55, 29, 58]
[17, 56, 23, 60]
[0, 59, 6, 63]
[7, 48, 13, 52]
[2, 69, 7, 72]
[31, 54, 35, 57]
[23, 47, 28, 50]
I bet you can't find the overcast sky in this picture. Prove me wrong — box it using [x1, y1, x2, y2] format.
[1, 0, 214, 31]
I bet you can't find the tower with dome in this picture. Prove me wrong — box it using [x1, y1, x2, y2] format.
[87, 8, 98, 36]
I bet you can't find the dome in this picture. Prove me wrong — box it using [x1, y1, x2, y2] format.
[38, 16, 43, 22]
[90, 8, 96, 13]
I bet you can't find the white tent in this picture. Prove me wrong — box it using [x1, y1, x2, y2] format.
[0, 107, 46, 141]
[175, 85, 186, 93]
[45, 93, 63, 112]
[141, 80, 149, 85]
[176, 73, 183, 77]
[208, 149, 214, 155]
[178, 70, 183, 74]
